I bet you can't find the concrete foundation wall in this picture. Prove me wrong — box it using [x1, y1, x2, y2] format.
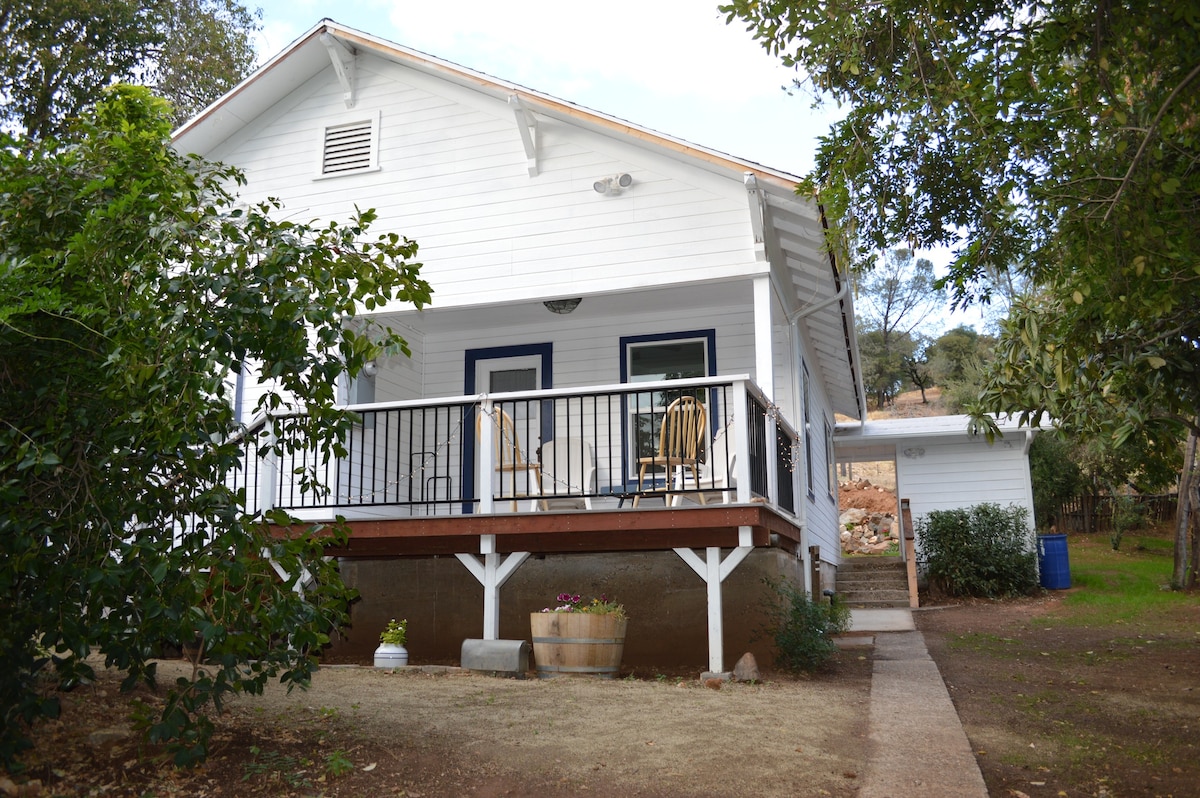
[328, 548, 806, 670]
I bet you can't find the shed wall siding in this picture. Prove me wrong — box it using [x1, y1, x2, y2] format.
[896, 438, 1034, 523]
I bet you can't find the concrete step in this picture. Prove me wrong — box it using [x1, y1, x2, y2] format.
[839, 588, 911, 604]
[836, 556, 910, 608]
[837, 578, 909, 592]
[838, 556, 905, 572]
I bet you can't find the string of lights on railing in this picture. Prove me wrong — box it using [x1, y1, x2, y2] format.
[755, 398, 805, 475]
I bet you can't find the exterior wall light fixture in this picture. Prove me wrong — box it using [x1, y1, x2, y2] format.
[544, 298, 582, 314]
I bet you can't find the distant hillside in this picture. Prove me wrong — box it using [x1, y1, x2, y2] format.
[867, 387, 948, 420]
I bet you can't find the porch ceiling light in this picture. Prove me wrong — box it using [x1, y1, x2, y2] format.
[543, 298, 582, 315]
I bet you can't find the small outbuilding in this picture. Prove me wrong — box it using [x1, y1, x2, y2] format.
[834, 414, 1038, 538]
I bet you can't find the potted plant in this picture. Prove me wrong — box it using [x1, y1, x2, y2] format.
[530, 592, 627, 678]
[374, 618, 409, 668]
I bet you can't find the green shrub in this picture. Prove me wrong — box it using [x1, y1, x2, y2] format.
[1109, 495, 1145, 551]
[916, 503, 1038, 598]
[761, 577, 851, 672]
[1028, 433, 1084, 529]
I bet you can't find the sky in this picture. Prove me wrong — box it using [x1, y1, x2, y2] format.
[248, 0, 987, 332]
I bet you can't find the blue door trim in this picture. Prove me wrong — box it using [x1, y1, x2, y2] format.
[463, 342, 553, 512]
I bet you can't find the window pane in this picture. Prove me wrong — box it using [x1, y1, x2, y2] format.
[626, 341, 710, 475]
[489, 368, 537, 393]
[630, 341, 706, 382]
[629, 341, 707, 409]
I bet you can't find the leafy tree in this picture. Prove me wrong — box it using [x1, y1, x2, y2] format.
[854, 249, 940, 407]
[0, 0, 259, 138]
[927, 326, 983, 385]
[0, 86, 431, 767]
[854, 249, 940, 345]
[926, 325, 997, 412]
[857, 328, 915, 408]
[903, 336, 933, 404]
[1027, 434, 1084, 530]
[722, 0, 1200, 581]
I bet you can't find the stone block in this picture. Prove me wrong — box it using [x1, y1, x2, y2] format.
[460, 639, 530, 678]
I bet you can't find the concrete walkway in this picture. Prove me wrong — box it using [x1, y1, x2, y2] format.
[848, 609, 989, 798]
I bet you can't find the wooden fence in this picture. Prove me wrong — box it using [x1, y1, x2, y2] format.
[1055, 493, 1177, 534]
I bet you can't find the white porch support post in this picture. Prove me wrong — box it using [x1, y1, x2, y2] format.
[455, 534, 530, 640]
[259, 416, 277, 516]
[731, 382, 752, 503]
[752, 275, 780, 504]
[674, 526, 755, 675]
[478, 397, 496, 514]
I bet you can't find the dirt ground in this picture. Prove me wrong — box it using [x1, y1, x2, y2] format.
[916, 551, 1200, 797]
[9, 530, 1200, 797]
[838, 481, 900, 516]
[5, 653, 875, 798]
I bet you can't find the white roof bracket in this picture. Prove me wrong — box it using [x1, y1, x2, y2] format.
[320, 32, 356, 109]
[509, 95, 539, 177]
[743, 173, 767, 262]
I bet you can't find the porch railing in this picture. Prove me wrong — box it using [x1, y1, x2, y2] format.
[238, 376, 801, 519]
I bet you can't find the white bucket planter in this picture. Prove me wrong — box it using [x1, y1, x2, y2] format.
[374, 643, 409, 668]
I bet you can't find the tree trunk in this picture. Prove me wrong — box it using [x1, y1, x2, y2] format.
[1174, 426, 1197, 588]
[1189, 478, 1200, 589]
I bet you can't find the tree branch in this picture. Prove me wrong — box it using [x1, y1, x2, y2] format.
[1104, 61, 1200, 221]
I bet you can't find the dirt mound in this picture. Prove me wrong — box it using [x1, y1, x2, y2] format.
[838, 480, 899, 515]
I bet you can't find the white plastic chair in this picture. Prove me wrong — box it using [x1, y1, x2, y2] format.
[671, 425, 735, 506]
[476, 407, 540, 511]
[537, 438, 596, 511]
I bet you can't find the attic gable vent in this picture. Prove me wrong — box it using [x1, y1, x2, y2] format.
[315, 110, 381, 179]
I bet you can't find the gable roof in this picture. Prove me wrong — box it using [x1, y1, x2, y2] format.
[173, 19, 864, 419]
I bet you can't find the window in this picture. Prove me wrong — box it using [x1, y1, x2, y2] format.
[825, 419, 836, 499]
[316, 110, 381, 178]
[620, 331, 715, 480]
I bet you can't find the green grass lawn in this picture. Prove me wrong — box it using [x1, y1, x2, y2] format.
[1052, 530, 1199, 628]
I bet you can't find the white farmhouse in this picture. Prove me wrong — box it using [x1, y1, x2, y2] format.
[174, 20, 868, 672]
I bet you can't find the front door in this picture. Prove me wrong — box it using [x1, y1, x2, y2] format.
[463, 343, 554, 511]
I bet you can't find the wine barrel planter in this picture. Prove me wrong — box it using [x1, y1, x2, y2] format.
[530, 612, 627, 678]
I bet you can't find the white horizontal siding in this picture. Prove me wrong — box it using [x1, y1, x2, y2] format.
[419, 300, 756, 398]
[205, 54, 759, 311]
[896, 439, 1034, 522]
[374, 326, 425, 403]
[798, 335, 841, 564]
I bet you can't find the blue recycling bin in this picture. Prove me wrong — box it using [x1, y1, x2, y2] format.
[1037, 534, 1071, 590]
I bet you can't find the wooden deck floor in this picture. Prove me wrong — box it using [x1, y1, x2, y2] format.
[301, 504, 803, 557]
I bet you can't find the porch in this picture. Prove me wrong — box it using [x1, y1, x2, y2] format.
[250, 376, 810, 674]
[252, 376, 799, 521]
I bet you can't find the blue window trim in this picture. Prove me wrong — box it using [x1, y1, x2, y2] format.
[617, 329, 717, 490]
[618, 329, 717, 383]
[463, 342, 553, 513]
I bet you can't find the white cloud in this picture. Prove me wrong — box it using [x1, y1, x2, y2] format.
[248, 0, 830, 175]
[385, 0, 798, 101]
